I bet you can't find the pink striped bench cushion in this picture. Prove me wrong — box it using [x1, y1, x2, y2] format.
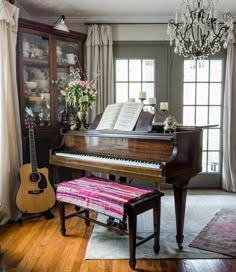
[56, 176, 158, 221]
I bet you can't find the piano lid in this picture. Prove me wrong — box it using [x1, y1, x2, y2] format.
[60, 128, 173, 141]
[152, 122, 218, 132]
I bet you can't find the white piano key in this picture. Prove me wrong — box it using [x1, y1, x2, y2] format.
[55, 152, 161, 170]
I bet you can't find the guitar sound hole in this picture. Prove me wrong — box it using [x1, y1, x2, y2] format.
[30, 172, 40, 182]
[29, 172, 48, 189]
[38, 173, 47, 189]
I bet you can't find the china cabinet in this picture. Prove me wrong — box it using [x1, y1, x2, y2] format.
[17, 19, 87, 167]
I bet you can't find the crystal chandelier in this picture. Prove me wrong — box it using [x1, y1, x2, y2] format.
[167, 0, 234, 60]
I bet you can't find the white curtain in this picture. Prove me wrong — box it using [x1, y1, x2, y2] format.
[0, 0, 22, 224]
[222, 26, 236, 192]
[86, 24, 113, 122]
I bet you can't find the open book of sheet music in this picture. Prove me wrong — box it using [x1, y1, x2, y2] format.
[96, 102, 143, 131]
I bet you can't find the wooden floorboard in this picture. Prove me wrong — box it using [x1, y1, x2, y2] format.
[0, 204, 235, 272]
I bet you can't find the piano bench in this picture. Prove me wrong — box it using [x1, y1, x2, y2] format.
[56, 176, 164, 270]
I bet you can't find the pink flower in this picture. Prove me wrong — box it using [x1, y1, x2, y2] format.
[60, 90, 66, 96]
[86, 82, 92, 88]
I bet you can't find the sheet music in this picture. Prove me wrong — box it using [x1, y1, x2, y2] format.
[96, 103, 123, 130]
[114, 102, 143, 131]
[96, 102, 143, 131]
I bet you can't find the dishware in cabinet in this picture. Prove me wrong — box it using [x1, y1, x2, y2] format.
[17, 19, 87, 166]
[20, 31, 52, 127]
[54, 38, 81, 125]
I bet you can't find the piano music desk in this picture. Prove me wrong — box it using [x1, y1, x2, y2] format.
[56, 176, 164, 270]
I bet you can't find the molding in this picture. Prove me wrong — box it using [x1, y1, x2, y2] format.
[11, 3, 236, 25]
[32, 15, 174, 25]
[14, 0, 32, 19]
[22, 14, 236, 25]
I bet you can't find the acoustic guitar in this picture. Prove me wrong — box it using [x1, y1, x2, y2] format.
[16, 117, 56, 214]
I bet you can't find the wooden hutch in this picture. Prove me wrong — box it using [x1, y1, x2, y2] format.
[17, 19, 87, 168]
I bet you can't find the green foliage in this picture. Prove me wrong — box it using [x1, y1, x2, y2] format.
[63, 67, 97, 112]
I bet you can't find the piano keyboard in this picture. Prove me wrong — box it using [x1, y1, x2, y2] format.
[55, 152, 161, 170]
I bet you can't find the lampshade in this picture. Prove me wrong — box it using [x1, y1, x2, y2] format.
[53, 15, 69, 32]
[167, 0, 234, 60]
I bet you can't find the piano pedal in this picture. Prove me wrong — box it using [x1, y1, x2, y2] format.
[128, 178, 133, 184]
[107, 217, 127, 231]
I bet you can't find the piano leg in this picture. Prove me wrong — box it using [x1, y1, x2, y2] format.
[172, 182, 188, 249]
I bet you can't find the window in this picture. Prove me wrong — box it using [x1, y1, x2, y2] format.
[115, 59, 155, 103]
[183, 60, 223, 173]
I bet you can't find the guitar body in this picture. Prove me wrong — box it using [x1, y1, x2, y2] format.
[16, 164, 56, 214]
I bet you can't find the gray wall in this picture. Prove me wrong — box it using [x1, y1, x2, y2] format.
[114, 41, 226, 189]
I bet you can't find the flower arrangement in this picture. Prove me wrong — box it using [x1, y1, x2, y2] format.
[61, 67, 97, 112]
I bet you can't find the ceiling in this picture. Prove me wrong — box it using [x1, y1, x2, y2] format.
[16, 0, 236, 24]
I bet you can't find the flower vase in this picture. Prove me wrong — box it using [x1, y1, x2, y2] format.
[77, 111, 87, 131]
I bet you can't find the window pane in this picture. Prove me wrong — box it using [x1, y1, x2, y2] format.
[207, 152, 220, 172]
[203, 129, 208, 151]
[209, 106, 221, 127]
[143, 83, 154, 102]
[208, 129, 220, 151]
[197, 60, 209, 81]
[116, 83, 128, 102]
[202, 151, 207, 172]
[209, 83, 222, 105]
[184, 60, 196, 82]
[183, 106, 195, 124]
[143, 59, 154, 81]
[129, 83, 141, 101]
[196, 106, 208, 125]
[196, 83, 208, 105]
[116, 60, 128, 81]
[183, 83, 195, 105]
[129, 60, 141, 81]
[210, 60, 222, 82]
[183, 58, 223, 174]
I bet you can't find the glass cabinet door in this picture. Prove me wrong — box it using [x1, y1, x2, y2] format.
[23, 32, 51, 127]
[55, 39, 79, 124]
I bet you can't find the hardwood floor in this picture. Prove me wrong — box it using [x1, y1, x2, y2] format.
[0, 204, 235, 272]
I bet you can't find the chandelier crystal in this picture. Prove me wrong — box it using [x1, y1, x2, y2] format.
[167, 0, 234, 60]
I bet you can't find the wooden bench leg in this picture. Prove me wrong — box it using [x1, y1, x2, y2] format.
[59, 202, 66, 236]
[85, 209, 90, 226]
[153, 198, 161, 253]
[128, 210, 137, 270]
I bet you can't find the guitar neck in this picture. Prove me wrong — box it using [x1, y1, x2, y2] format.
[29, 128, 38, 173]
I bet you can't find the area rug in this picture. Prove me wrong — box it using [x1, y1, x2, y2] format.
[85, 190, 236, 259]
[189, 208, 236, 257]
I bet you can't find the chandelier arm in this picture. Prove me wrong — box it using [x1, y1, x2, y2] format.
[214, 25, 229, 39]
[211, 25, 228, 45]
[199, 28, 205, 47]
[182, 24, 192, 41]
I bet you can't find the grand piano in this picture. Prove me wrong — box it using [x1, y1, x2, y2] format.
[49, 111, 202, 248]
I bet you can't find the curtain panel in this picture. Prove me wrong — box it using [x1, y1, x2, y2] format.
[0, 0, 22, 224]
[222, 26, 236, 192]
[86, 24, 113, 122]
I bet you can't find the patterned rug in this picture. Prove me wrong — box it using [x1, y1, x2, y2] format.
[189, 208, 236, 257]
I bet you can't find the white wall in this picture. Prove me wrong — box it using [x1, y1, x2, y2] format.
[66, 23, 170, 41]
[67, 23, 170, 41]
[112, 24, 169, 41]
[67, 23, 88, 34]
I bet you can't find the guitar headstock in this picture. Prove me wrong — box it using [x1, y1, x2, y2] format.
[25, 116, 36, 129]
